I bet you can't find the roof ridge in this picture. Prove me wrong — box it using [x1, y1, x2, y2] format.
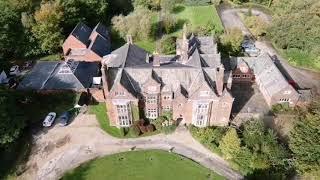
[40, 62, 60, 89]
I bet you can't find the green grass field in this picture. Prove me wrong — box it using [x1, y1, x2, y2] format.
[174, 5, 224, 33]
[62, 150, 225, 180]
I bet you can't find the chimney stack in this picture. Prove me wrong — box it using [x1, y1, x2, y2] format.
[216, 64, 225, 96]
[179, 24, 189, 64]
[126, 35, 133, 44]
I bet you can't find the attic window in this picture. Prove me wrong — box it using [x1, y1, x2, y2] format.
[58, 64, 72, 74]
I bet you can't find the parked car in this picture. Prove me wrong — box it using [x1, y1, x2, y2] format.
[244, 47, 261, 57]
[9, 65, 20, 76]
[42, 112, 57, 127]
[58, 111, 71, 126]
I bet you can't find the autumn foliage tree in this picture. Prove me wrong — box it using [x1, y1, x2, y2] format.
[32, 1, 64, 53]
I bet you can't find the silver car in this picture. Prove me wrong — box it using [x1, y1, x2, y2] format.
[42, 112, 57, 127]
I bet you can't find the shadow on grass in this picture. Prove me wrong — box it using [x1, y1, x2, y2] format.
[172, 5, 185, 14]
[62, 159, 94, 180]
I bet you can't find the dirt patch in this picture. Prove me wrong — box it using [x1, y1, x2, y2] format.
[43, 142, 55, 155]
[55, 135, 71, 148]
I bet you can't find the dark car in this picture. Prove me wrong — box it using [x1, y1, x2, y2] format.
[58, 111, 71, 126]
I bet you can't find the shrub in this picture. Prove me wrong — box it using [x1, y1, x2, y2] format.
[194, 21, 215, 36]
[129, 124, 141, 137]
[162, 14, 178, 34]
[271, 103, 292, 114]
[146, 124, 155, 132]
[159, 35, 176, 54]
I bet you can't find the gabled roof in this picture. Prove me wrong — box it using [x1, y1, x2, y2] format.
[18, 60, 99, 91]
[71, 22, 92, 45]
[105, 35, 227, 98]
[92, 22, 109, 39]
[89, 34, 110, 57]
[104, 43, 148, 68]
[232, 54, 296, 96]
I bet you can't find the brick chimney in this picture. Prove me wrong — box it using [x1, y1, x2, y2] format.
[179, 24, 189, 64]
[216, 64, 225, 96]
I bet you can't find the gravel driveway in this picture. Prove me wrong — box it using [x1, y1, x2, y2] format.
[18, 114, 242, 180]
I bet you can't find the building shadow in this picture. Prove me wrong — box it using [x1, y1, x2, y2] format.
[230, 82, 255, 119]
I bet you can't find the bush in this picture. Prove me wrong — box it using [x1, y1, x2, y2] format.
[194, 21, 215, 36]
[162, 14, 178, 34]
[129, 124, 141, 137]
[153, 114, 177, 134]
[271, 103, 292, 114]
[159, 35, 176, 54]
[146, 124, 155, 132]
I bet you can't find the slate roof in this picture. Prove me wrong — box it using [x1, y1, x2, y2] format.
[92, 22, 109, 39]
[18, 60, 100, 91]
[89, 34, 110, 57]
[104, 35, 228, 99]
[71, 22, 92, 45]
[231, 54, 295, 97]
[67, 22, 111, 57]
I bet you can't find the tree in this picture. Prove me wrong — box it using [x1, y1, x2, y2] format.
[219, 128, 241, 159]
[220, 28, 243, 56]
[0, 0, 25, 59]
[32, 1, 64, 53]
[244, 16, 268, 38]
[0, 92, 25, 146]
[133, 0, 160, 10]
[58, 0, 108, 33]
[112, 8, 153, 40]
[289, 106, 320, 177]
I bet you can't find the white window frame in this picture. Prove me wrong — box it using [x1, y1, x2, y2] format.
[146, 96, 157, 104]
[116, 104, 132, 127]
[193, 103, 209, 127]
[146, 108, 158, 119]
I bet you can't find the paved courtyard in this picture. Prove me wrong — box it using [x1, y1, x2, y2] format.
[18, 114, 242, 180]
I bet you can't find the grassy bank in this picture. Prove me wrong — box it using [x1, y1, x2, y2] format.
[62, 150, 225, 180]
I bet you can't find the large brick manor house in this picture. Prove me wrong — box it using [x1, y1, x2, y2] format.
[19, 22, 303, 128]
[102, 33, 234, 128]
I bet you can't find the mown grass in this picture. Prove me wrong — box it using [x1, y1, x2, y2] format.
[174, 5, 224, 33]
[62, 150, 225, 180]
[89, 103, 123, 138]
[273, 45, 320, 72]
[38, 54, 61, 61]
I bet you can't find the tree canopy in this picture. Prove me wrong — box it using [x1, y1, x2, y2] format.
[289, 102, 320, 177]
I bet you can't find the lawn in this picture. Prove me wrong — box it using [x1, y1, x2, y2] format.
[89, 103, 123, 138]
[174, 5, 224, 33]
[62, 150, 225, 180]
[89, 103, 159, 138]
[38, 54, 61, 61]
